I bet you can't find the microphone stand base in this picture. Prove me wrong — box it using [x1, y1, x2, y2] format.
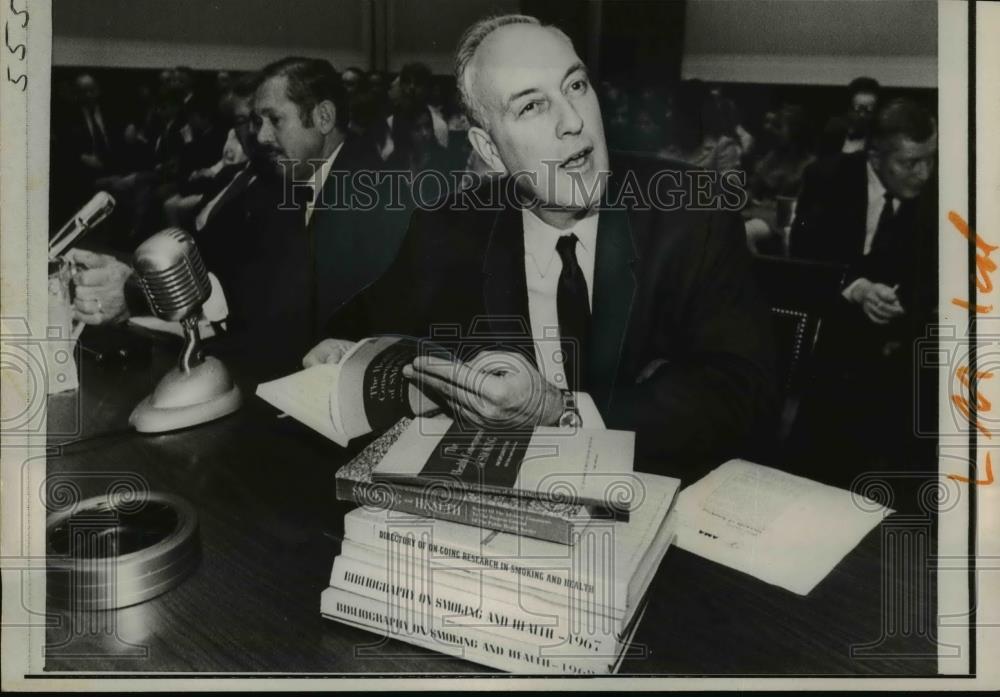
[130, 356, 242, 433]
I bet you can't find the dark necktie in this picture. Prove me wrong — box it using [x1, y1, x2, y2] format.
[296, 183, 318, 342]
[555, 234, 591, 391]
[869, 191, 895, 257]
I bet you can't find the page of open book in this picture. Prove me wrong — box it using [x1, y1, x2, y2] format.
[673, 460, 894, 595]
[254, 362, 346, 445]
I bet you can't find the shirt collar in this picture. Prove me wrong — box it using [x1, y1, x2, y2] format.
[310, 140, 345, 207]
[521, 208, 599, 278]
[866, 159, 888, 203]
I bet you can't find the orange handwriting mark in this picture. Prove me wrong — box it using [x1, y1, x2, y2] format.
[949, 211, 997, 314]
[952, 298, 994, 313]
[948, 451, 995, 486]
[950, 365, 993, 439]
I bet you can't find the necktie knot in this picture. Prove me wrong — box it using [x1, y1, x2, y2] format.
[293, 184, 314, 210]
[555, 233, 579, 262]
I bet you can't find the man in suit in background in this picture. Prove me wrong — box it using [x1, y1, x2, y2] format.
[305, 15, 776, 479]
[251, 57, 409, 370]
[819, 76, 881, 157]
[791, 98, 937, 331]
[787, 99, 938, 497]
[50, 73, 127, 230]
[388, 62, 450, 149]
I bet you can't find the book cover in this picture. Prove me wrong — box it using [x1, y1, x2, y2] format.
[337, 418, 607, 544]
[371, 417, 638, 512]
[342, 472, 681, 618]
[320, 585, 626, 675]
[330, 546, 628, 656]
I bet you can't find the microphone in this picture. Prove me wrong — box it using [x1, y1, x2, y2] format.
[128, 228, 241, 433]
[49, 191, 116, 260]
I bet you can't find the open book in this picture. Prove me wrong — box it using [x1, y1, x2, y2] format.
[255, 336, 431, 446]
[255, 335, 605, 447]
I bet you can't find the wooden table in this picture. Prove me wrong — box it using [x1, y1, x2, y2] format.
[43, 346, 939, 677]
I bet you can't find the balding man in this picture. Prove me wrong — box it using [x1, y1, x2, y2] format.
[306, 15, 775, 479]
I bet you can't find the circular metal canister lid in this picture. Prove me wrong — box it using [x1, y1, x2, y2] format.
[47, 492, 200, 610]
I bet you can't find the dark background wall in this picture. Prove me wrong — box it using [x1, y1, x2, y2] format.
[53, 0, 937, 88]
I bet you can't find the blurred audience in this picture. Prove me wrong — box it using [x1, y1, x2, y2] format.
[389, 62, 449, 148]
[749, 104, 815, 201]
[50, 63, 932, 269]
[820, 76, 881, 156]
[661, 79, 742, 173]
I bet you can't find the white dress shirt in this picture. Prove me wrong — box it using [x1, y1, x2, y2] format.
[428, 105, 450, 148]
[842, 136, 866, 154]
[82, 106, 108, 152]
[305, 141, 345, 226]
[521, 208, 598, 388]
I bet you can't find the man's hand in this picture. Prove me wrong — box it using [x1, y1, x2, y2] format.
[65, 248, 132, 325]
[845, 278, 905, 325]
[302, 338, 356, 368]
[402, 350, 563, 430]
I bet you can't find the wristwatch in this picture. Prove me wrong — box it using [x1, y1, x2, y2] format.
[557, 389, 583, 428]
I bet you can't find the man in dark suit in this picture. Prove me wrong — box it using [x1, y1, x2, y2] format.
[50, 73, 127, 229]
[787, 99, 938, 495]
[305, 15, 776, 477]
[790, 98, 937, 336]
[252, 57, 409, 346]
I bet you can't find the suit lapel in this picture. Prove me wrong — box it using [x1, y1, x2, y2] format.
[206, 166, 254, 227]
[481, 205, 532, 342]
[587, 205, 638, 410]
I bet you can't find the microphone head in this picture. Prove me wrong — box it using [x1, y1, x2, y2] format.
[133, 228, 212, 321]
[77, 191, 116, 228]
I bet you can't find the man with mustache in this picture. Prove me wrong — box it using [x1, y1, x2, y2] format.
[252, 57, 409, 355]
[306, 15, 776, 477]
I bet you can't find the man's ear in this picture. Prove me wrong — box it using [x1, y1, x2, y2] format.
[468, 126, 507, 175]
[313, 100, 337, 135]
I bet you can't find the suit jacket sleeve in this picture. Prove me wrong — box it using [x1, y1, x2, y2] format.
[323, 207, 427, 341]
[606, 210, 777, 475]
[788, 159, 821, 260]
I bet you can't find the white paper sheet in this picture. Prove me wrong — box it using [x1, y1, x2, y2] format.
[674, 459, 894, 595]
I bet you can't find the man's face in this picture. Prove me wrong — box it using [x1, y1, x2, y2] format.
[849, 91, 878, 129]
[232, 95, 264, 163]
[410, 112, 435, 149]
[342, 69, 362, 96]
[871, 133, 937, 200]
[76, 76, 100, 107]
[470, 24, 610, 211]
[253, 75, 324, 178]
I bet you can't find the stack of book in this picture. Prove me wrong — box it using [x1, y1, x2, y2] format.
[256, 337, 682, 674]
[321, 418, 681, 675]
